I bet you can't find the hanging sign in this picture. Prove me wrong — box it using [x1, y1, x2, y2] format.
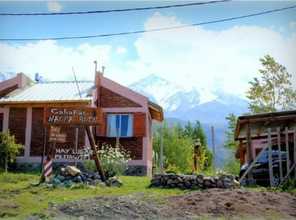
[44, 107, 102, 126]
[49, 126, 67, 143]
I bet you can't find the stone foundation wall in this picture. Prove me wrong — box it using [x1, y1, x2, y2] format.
[150, 174, 239, 189]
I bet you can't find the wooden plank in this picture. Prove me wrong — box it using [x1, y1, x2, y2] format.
[285, 127, 290, 173]
[246, 122, 253, 182]
[0, 101, 91, 108]
[268, 128, 274, 187]
[246, 122, 253, 161]
[239, 144, 269, 184]
[236, 129, 295, 141]
[277, 127, 283, 182]
[279, 162, 296, 187]
[294, 129, 296, 178]
[85, 126, 106, 182]
[44, 107, 102, 126]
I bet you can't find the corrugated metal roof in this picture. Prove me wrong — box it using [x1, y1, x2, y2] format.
[0, 81, 94, 103]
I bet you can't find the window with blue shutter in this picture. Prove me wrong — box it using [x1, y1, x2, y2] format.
[107, 114, 133, 137]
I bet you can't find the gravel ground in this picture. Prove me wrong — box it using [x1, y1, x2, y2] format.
[48, 189, 296, 220]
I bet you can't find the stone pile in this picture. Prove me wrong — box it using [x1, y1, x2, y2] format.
[48, 165, 102, 187]
[150, 174, 239, 189]
[47, 166, 122, 187]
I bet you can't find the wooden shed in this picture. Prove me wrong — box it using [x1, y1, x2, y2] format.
[235, 110, 296, 186]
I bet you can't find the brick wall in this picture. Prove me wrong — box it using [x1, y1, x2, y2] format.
[30, 108, 44, 156]
[96, 137, 143, 160]
[9, 107, 26, 156]
[100, 87, 142, 108]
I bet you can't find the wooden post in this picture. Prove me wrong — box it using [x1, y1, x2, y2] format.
[40, 127, 47, 182]
[160, 122, 164, 174]
[85, 126, 106, 182]
[285, 127, 290, 173]
[211, 126, 216, 170]
[41, 127, 47, 173]
[74, 127, 79, 166]
[246, 122, 253, 182]
[277, 127, 283, 182]
[268, 128, 274, 187]
[294, 129, 296, 178]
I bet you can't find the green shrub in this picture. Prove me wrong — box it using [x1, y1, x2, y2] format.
[0, 131, 22, 172]
[83, 144, 131, 178]
[223, 157, 240, 175]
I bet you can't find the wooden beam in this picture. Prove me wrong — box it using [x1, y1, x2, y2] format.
[246, 122, 254, 182]
[238, 114, 296, 124]
[268, 128, 274, 187]
[294, 129, 296, 178]
[0, 101, 91, 108]
[277, 127, 283, 182]
[85, 126, 106, 182]
[236, 129, 295, 141]
[239, 144, 269, 184]
[285, 127, 290, 173]
[246, 122, 253, 161]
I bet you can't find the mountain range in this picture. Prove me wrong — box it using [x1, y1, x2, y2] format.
[130, 74, 249, 167]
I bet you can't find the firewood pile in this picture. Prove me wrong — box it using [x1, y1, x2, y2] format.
[150, 174, 240, 189]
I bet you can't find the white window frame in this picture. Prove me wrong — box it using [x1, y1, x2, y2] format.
[107, 113, 133, 138]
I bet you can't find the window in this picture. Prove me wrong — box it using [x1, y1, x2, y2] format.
[107, 114, 133, 137]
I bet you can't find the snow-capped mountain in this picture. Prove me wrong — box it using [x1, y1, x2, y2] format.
[130, 74, 249, 166]
[130, 74, 248, 124]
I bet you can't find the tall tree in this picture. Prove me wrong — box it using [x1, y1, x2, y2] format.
[247, 55, 296, 113]
[224, 113, 238, 150]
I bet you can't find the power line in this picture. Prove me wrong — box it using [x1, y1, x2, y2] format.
[0, 0, 229, 16]
[1, 4, 295, 41]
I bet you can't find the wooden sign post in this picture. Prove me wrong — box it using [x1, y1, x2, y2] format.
[44, 107, 106, 182]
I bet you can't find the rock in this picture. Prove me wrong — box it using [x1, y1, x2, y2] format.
[73, 176, 82, 183]
[56, 174, 65, 182]
[150, 173, 239, 190]
[106, 177, 123, 187]
[52, 178, 62, 186]
[65, 166, 81, 176]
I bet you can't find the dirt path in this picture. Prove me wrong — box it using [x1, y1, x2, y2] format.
[48, 189, 296, 219]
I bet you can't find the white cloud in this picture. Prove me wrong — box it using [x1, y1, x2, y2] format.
[0, 41, 111, 81]
[289, 21, 296, 29]
[115, 46, 127, 55]
[47, 1, 62, 13]
[0, 12, 295, 100]
[124, 12, 296, 98]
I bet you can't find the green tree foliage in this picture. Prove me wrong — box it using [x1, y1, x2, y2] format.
[224, 113, 238, 150]
[223, 114, 241, 175]
[0, 131, 22, 172]
[247, 55, 296, 113]
[153, 121, 213, 173]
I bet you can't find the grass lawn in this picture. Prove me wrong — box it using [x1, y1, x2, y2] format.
[0, 172, 186, 219]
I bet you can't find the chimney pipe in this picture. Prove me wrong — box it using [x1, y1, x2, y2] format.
[94, 60, 98, 73]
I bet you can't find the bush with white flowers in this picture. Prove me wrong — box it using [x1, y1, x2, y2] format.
[83, 144, 131, 178]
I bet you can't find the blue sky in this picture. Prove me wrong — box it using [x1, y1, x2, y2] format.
[0, 1, 295, 101]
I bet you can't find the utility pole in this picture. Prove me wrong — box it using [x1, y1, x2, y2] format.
[211, 126, 216, 170]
